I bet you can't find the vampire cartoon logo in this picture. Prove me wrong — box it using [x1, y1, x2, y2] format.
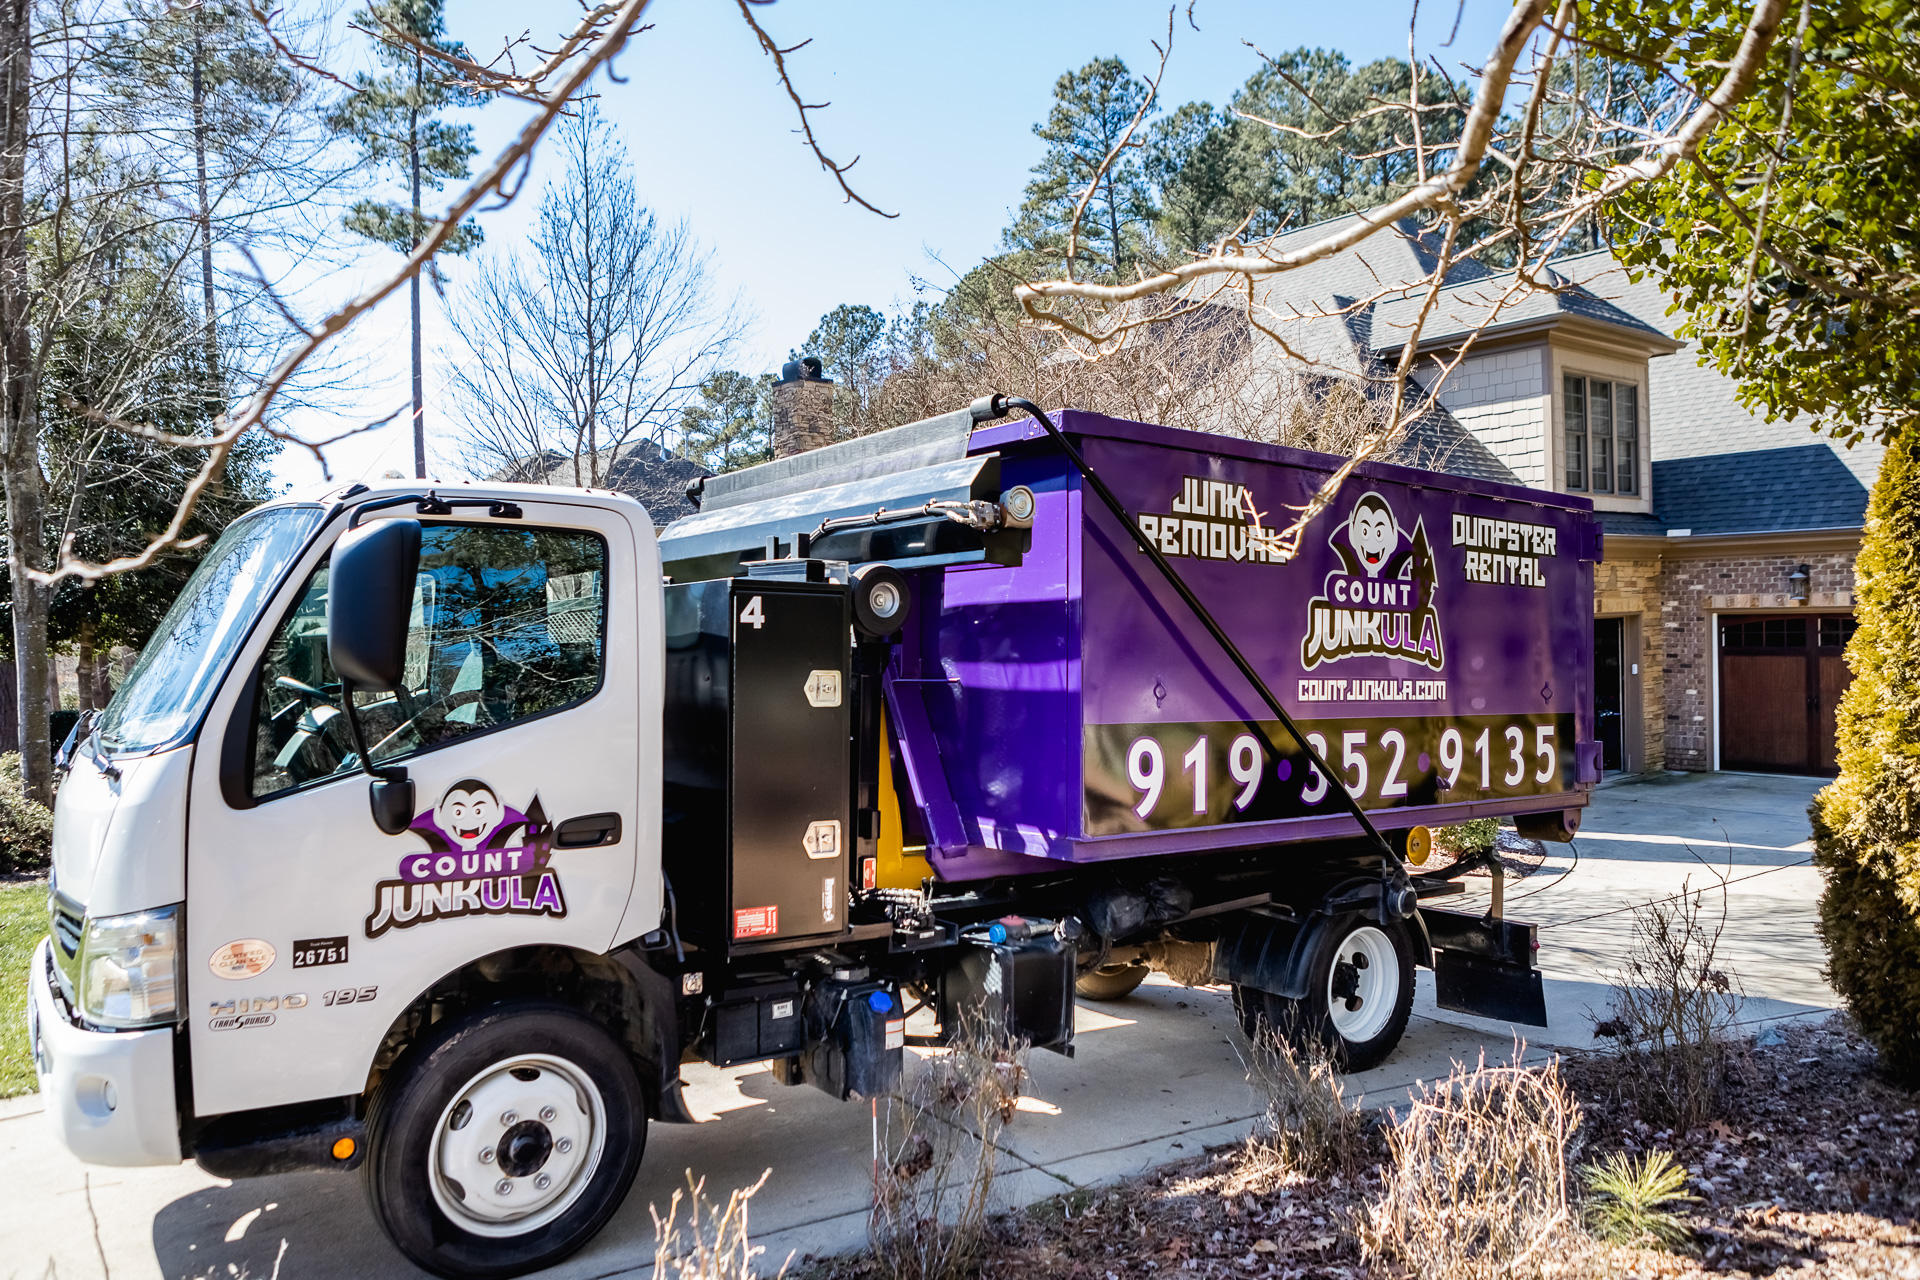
[364, 779, 564, 938]
[1300, 491, 1444, 671]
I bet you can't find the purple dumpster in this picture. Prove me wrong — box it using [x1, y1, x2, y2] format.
[879, 410, 1601, 881]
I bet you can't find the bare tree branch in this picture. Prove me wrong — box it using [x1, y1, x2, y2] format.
[1005, 0, 1791, 564]
[735, 0, 895, 218]
[33, 0, 656, 584]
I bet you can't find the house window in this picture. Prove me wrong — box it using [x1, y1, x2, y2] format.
[1562, 376, 1639, 496]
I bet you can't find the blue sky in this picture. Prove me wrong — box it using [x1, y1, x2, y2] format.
[277, 0, 1515, 489]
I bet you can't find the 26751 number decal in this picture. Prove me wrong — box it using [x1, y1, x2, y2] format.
[290, 935, 348, 969]
[1088, 713, 1574, 836]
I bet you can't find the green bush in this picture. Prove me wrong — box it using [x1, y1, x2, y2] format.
[1580, 1150, 1695, 1250]
[1434, 818, 1499, 858]
[1812, 434, 1920, 1083]
[0, 753, 53, 876]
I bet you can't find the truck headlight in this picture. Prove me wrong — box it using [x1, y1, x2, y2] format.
[78, 907, 179, 1029]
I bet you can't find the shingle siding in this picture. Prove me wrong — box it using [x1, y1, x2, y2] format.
[1432, 348, 1548, 486]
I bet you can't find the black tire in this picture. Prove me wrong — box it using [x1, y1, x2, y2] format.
[1075, 962, 1151, 1001]
[364, 1001, 646, 1279]
[1235, 916, 1415, 1072]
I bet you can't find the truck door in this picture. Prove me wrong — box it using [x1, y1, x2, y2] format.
[183, 500, 656, 1117]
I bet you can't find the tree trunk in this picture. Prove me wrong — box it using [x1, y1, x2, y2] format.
[0, 0, 49, 803]
[408, 55, 426, 480]
[190, 12, 225, 433]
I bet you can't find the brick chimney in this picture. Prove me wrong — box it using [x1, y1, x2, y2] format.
[771, 356, 835, 457]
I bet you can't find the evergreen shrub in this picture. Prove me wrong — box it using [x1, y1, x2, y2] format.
[0, 753, 53, 876]
[1812, 435, 1920, 1082]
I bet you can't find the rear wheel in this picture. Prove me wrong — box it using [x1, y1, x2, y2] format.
[1075, 962, 1150, 1001]
[1233, 915, 1414, 1072]
[364, 1001, 645, 1278]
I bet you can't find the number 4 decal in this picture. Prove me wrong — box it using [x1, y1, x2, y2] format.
[739, 595, 765, 630]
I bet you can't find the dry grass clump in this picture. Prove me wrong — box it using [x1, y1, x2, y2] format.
[1359, 1051, 1582, 1280]
[1241, 1027, 1366, 1177]
[651, 1170, 784, 1280]
[868, 1021, 1030, 1280]
[1593, 883, 1743, 1131]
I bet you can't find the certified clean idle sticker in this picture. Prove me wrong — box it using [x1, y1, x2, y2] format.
[208, 938, 276, 980]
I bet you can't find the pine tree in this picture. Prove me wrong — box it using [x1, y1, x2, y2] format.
[677, 371, 774, 474]
[101, 3, 304, 410]
[1006, 58, 1157, 278]
[328, 0, 483, 478]
[1146, 101, 1260, 256]
[1812, 435, 1920, 1083]
[1227, 50, 1463, 235]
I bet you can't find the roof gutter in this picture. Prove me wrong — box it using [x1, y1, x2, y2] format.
[1604, 524, 1863, 555]
[1376, 311, 1682, 360]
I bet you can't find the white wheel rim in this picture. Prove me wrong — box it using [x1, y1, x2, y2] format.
[1327, 925, 1398, 1045]
[427, 1053, 607, 1237]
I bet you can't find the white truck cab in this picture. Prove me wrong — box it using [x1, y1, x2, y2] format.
[33, 481, 674, 1275]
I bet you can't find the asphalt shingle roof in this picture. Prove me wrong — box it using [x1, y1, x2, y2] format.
[504, 441, 708, 524]
[1599, 444, 1868, 538]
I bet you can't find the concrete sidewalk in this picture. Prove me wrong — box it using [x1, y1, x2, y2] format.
[0, 771, 1837, 1280]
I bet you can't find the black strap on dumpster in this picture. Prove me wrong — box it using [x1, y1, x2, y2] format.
[984, 395, 1401, 868]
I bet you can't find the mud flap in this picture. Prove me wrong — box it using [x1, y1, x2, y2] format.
[1421, 906, 1550, 1027]
[1433, 950, 1549, 1027]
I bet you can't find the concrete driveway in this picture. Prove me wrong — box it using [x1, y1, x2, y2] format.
[0, 771, 1836, 1280]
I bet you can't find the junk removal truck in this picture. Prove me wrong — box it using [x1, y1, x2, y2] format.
[29, 399, 1599, 1276]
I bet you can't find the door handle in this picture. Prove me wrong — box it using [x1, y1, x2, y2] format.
[556, 812, 622, 848]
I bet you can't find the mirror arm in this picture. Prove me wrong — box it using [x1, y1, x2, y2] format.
[339, 687, 413, 835]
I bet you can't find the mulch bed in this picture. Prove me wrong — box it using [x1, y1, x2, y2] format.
[1560, 1018, 1920, 1278]
[818, 1018, 1920, 1279]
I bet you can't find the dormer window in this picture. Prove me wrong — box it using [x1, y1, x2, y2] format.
[1564, 375, 1639, 496]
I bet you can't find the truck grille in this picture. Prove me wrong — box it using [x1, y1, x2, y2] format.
[49, 892, 83, 1007]
[51, 899, 81, 959]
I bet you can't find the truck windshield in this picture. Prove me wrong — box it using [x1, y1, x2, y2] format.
[96, 505, 325, 754]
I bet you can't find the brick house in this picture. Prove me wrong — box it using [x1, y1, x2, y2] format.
[1225, 216, 1879, 777]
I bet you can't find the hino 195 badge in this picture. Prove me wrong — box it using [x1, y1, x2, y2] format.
[363, 778, 565, 938]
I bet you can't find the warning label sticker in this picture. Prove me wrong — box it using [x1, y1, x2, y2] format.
[733, 905, 779, 939]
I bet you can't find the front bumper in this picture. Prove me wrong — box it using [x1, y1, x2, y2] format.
[28, 937, 182, 1166]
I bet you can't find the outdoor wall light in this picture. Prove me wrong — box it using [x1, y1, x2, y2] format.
[1788, 564, 1811, 602]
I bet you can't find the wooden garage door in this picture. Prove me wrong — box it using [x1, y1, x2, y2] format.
[1719, 614, 1856, 775]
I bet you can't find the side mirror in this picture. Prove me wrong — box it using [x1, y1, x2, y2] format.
[327, 518, 422, 692]
[369, 774, 415, 836]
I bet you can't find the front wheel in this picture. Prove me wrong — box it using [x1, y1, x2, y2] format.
[365, 1001, 646, 1278]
